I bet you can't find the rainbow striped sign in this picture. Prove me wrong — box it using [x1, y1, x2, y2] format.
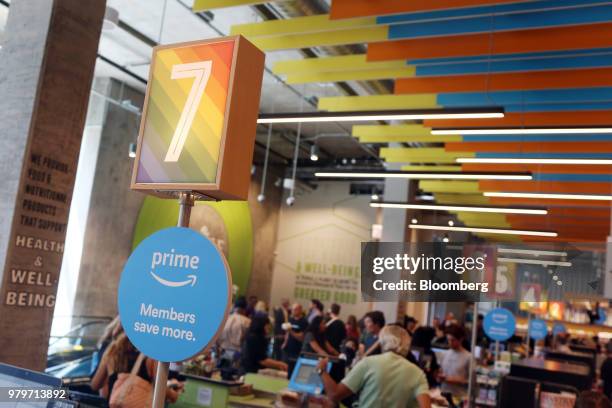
[131, 36, 264, 200]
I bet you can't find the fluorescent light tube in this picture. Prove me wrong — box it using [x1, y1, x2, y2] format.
[497, 257, 572, 267]
[484, 192, 612, 201]
[370, 202, 547, 215]
[432, 127, 612, 135]
[257, 108, 504, 124]
[498, 248, 567, 257]
[457, 158, 612, 165]
[409, 224, 557, 237]
[315, 172, 531, 180]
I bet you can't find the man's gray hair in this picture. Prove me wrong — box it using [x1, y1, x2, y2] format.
[379, 325, 411, 356]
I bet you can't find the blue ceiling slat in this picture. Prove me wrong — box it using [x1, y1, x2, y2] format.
[407, 48, 612, 66]
[377, 0, 605, 25]
[463, 134, 612, 142]
[505, 103, 612, 112]
[476, 152, 612, 158]
[388, 4, 612, 40]
[534, 174, 612, 182]
[414, 53, 612, 76]
[438, 87, 612, 106]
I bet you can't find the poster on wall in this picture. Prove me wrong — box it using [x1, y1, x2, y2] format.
[269, 183, 374, 319]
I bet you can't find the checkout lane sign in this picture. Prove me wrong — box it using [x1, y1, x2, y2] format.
[484, 307, 516, 342]
[118, 227, 232, 362]
[529, 319, 548, 340]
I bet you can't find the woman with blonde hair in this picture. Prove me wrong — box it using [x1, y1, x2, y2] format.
[254, 300, 268, 316]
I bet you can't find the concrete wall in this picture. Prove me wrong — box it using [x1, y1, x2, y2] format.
[71, 79, 145, 321]
[246, 166, 284, 303]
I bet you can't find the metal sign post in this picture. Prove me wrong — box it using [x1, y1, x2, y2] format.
[152, 192, 194, 408]
[525, 312, 531, 356]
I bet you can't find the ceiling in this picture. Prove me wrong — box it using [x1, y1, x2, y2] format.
[1, 0, 611, 244]
[193, 0, 612, 244]
[97, 0, 378, 166]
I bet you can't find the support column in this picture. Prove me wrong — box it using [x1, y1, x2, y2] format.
[375, 162, 409, 324]
[0, 0, 105, 370]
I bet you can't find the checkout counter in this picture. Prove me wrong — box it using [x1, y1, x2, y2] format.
[173, 356, 333, 408]
[174, 372, 289, 407]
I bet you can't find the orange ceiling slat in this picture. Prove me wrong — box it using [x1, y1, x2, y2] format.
[546, 207, 611, 218]
[424, 111, 612, 128]
[479, 180, 612, 194]
[368, 23, 612, 61]
[395, 68, 612, 94]
[506, 216, 607, 227]
[446, 142, 612, 153]
[521, 235, 607, 244]
[330, 0, 527, 19]
[488, 196, 612, 207]
[462, 163, 612, 175]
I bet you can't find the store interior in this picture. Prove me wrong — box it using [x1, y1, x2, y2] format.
[1, 0, 612, 407]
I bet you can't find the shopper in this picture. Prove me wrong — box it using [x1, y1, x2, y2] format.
[317, 325, 431, 408]
[92, 316, 123, 379]
[254, 300, 268, 316]
[346, 314, 360, 342]
[91, 333, 182, 402]
[217, 296, 251, 354]
[272, 298, 290, 360]
[411, 326, 440, 387]
[600, 342, 612, 399]
[556, 332, 572, 353]
[246, 295, 258, 318]
[405, 315, 418, 336]
[282, 303, 308, 375]
[359, 311, 385, 357]
[439, 324, 471, 400]
[307, 299, 324, 323]
[302, 315, 339, 356]
[325, 303, 347, 353]
[241, 314, 288, 374]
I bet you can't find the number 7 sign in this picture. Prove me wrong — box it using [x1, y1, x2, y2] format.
[165, 61, 213, 163]
[131, 36, 265, 201]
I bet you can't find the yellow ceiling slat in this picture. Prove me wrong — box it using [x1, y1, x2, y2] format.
[249, 26, 388, 51]
[353, 125, 460, 143]
[380, 148, 473, 163]
[230, 14, 376, 37]
[401, 165, 462, 172]
[474, 234, 522, 243]
[359, 134, 462, 143]
[418, 180, 481, 194]
[285, 67, 415, 84]
[457, 213, 511, 228]
[273, 54, 407, 74]
[434, 193, 491, 205]
[193, 0, 265, 10]
[319, 94, 439, 112]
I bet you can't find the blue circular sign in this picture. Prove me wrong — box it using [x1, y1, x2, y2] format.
[118, 227, 232, 362]
[552, 323, 567, 336]
[529, 319, 548, 340]
[484, 308, 516, 341]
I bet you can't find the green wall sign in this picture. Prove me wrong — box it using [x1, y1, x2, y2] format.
[132, 196, 253, 296]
